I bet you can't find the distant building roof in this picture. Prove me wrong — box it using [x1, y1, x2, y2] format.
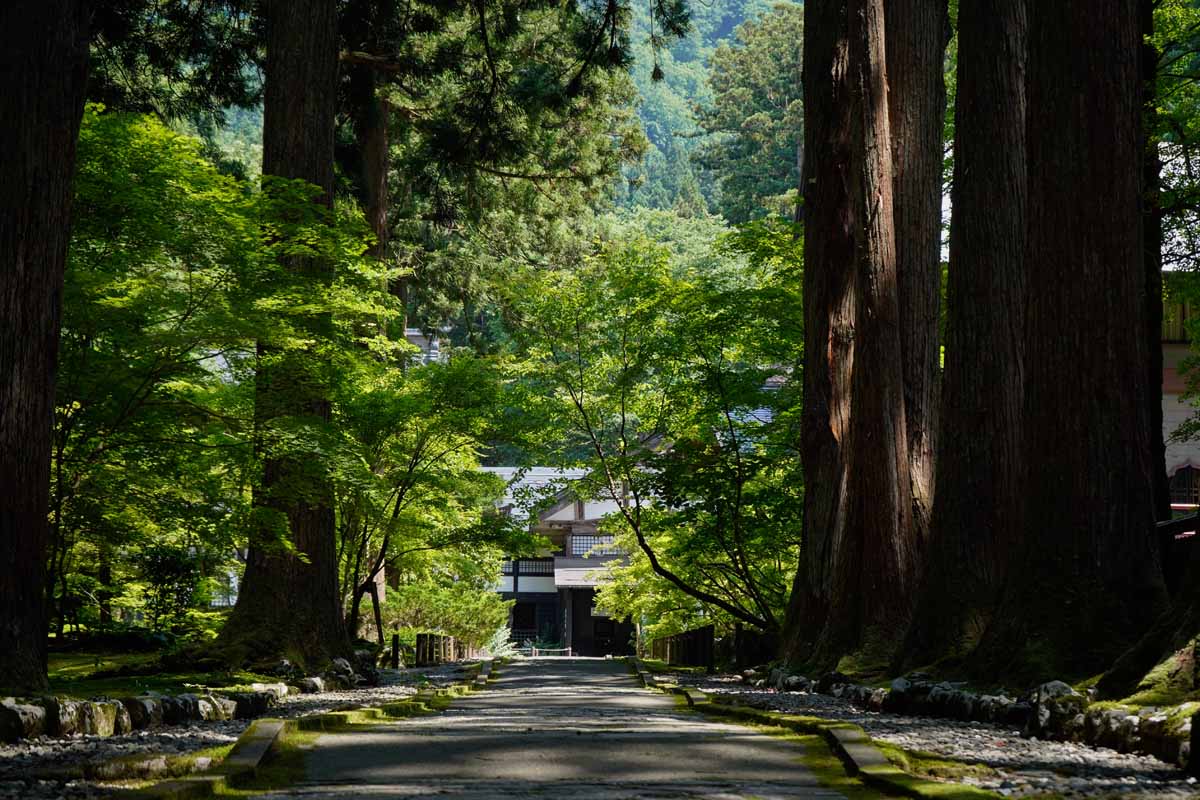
[480, 466, 589, 522]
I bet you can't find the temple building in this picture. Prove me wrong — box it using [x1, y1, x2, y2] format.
[481, 467, 637, 657]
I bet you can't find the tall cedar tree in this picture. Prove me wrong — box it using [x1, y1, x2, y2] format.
[885, 0, 947, 547]
[218, 0, 352, 668]
[780, 0, 855, 662]
[782, 0, 944, 668]
[782, 0, 921, 668]
[0, 1, 89, 693]
[1096, 1, 1200, 696]
[822, 0, 914, 665]
[897, 0, 1027, 670]
[341, 0, 398, 313]
[972, 0, 1168, 681]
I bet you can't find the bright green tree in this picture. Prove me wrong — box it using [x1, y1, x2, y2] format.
[514, 215, 803, 634]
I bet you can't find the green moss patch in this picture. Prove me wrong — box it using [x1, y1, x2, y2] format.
[639, 658, 708, 675]
[875, 743, 998, 783]
[213, 729, 321, 796]
[48, 667, 279, 699]
[1120, 642, 1200, 708]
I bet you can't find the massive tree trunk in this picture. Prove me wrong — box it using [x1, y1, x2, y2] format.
[780, 0, 854, 664]
[1094, 0, 1199, 700]
[0, 1, 89, 693]
[782, 0, 918, 670]
[1141, 0, 1170, 532]
[896, 0, 1028, 671]
[816, 0, 913, 666]
[219, 0, 350, 669]
[884, 0, 948, 546]
[972, 0, 1168, 681]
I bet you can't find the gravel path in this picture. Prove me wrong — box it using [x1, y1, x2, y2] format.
[668, 672, 1200, 799]
[0, 664, 472, 800]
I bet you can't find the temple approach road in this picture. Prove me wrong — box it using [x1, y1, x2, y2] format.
[254, 657, 858, 799]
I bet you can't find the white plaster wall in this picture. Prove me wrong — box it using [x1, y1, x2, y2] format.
[583, 498, 622, 519]
[517, 576, 557, 593]
[494, 576, 514, 593]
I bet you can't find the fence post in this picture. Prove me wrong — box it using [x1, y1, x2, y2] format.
[391, 632, 400, 669]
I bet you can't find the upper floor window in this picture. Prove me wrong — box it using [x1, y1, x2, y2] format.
[571, 534, 619, 556]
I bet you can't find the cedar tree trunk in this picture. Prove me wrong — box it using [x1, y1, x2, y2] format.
[897, 0, 1028, 671]
[884, 0, 948, 545]
[780, 0, 854, 663]
[0, 0, 89, 693]
[219, 0, 351, 669]
[815, 0, 913, 666]
[972, 0, 1168, 681]
[782, 0, 918, 669]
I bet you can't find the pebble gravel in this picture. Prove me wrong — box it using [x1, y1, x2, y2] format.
[0, 664, 469, 800]
[669, 672, 1200, 799]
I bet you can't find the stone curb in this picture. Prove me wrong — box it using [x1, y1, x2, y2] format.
[119, 716, 290, 800]
[120, 662, 493, 800]
[624, 661, 991, 800]
[696, 700, 995, 799]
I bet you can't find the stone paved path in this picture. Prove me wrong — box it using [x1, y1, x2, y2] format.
[255, 657, 855, 799]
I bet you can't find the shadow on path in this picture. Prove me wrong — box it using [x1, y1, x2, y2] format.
[256, 657, 855, 799]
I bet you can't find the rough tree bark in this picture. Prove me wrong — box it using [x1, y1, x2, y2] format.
[782, 0, 918, 669]
[972, 0, 1168, 681]
[814, 0, 914, 667]
[780, 0, 854, 663]
[0, 1, 89, 693]
[896, 0, 1028, 671]
[1095, 0, 1200, 700]
[884, 0, 948, 546]
[218, 0, 351, 669]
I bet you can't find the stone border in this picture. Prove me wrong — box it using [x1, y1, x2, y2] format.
[678, 661, 1198, 772]
[627, 658, 992, 800]
[120, 660, 494, 799]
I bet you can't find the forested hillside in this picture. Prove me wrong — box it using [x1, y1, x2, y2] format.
[201, 0, 796, 218]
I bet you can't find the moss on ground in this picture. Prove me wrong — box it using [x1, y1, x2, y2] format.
[875, 742, 998, 782]
[213, 730, 321, 796]
[639, 658, 709, 676]
[47, 651, 161, 681]
[45, 651, 278, 698]
[1117, 644, 1200, 707]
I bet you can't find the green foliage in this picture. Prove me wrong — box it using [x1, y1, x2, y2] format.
[483, 626, 520, 658]
[89, 1, 260, 118]
[138, 545, 202, 632]
[54, 105, 393, 638]
[378, 554, 513, 646]
[513, 212, 803, 635]
[331, 349, 546, 639]
[1154, 0, 1200, 271]
[694, 3, 803, 223]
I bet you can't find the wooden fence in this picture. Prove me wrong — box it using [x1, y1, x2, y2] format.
[413, 633, 479, 666]
[648, 623, 777, 672]
[648, 624, 715, 671]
